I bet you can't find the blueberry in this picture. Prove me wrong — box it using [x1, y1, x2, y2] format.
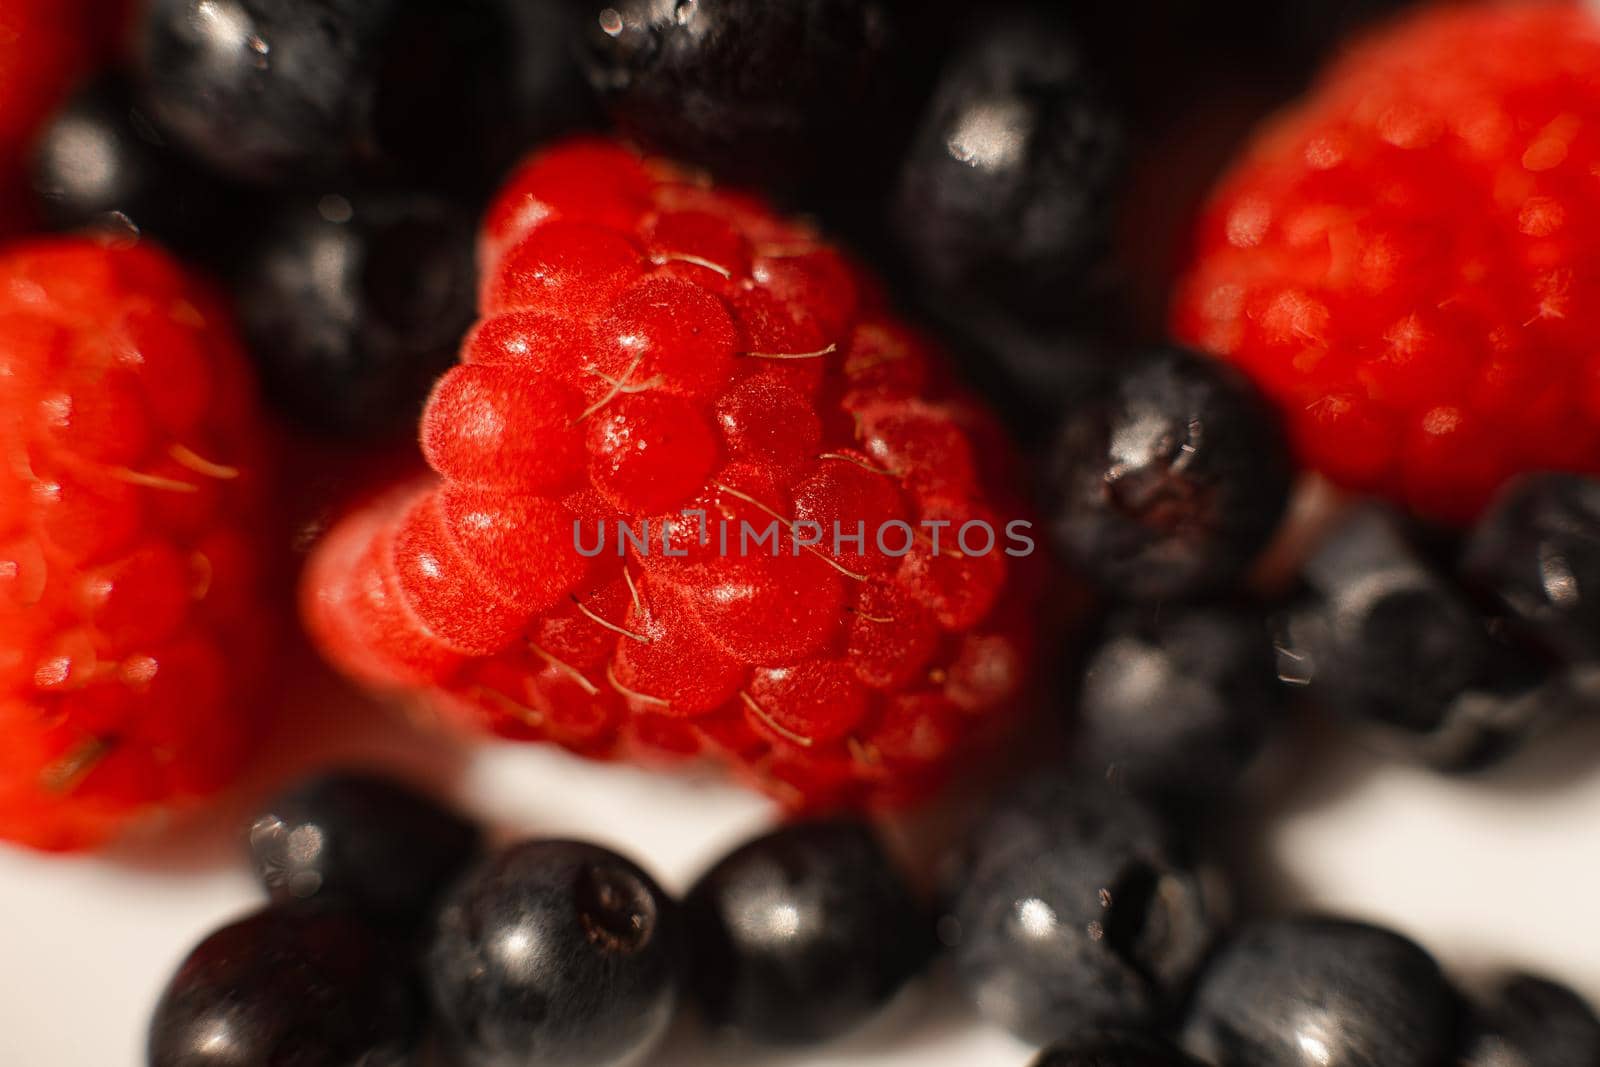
[1181, 917, 1458, 1067]
[136, 0, 587, 188]
[30, 73, 237, 251]
[943, 775, 1216, 1045]
[577, 0, 892, 189]
[138, 0, 398, 185]
[1463, 473, 1600, 667]
[685, 819, 930, 1046]
[893, 7, 1125, 326]
[1046, 346, 1293, 601]
[249, 771, 480, 923]
[1462, 974, 1600, 1067]
[1281, 506, 1569, 770]
[427, 839, 684, 1067]
[1032, 1030, 1206, 1067]
[148, 905, 420, 1067]
[232, 191, 476, 438]
[1077, 603, 1281, 798]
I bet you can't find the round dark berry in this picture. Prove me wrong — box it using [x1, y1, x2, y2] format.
[943, 775, 1216, 1046]
[1032, 1030, 1206, 1067]
[1046, 346, 1293, 601]
[893, 7, 1125, 325]
[30, 73, 236, 251]
[1281, 506, 1569, 771]
[137, 0, 398, 186]
[232, 191, 476, 438]
[1464, 473, 1600, 667]
[148, 906, 419, 1067]
[1462, 974, 1600, 1067]
[136, 0, 587, 188]
[1180, 917, 1458, 1067]
[1077, 603, 1281, 798]
[577, 0, 891, 188]
[427, 839, 684, 1067]
[685, 819, 930, 1046]
[248, 771, 480, 923]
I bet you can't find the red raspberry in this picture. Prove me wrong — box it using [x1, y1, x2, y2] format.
[304, 139, 1041, 811]
[1173, 4, 1600, 522]
[0, 237, 273, 851]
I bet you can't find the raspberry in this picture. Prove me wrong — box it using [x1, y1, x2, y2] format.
[0, 237, 272, 851]
[1172, 4, 1600, 522]
[303, 139, 1040, 811]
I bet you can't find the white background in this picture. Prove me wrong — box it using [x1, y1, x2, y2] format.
[1, 654, 1598, 1067]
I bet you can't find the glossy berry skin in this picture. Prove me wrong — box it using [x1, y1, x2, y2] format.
[942, 775, 1215, 1046]
[302, 139, 1041, 812]
[1173, 5, 1600, 522]
[1280, 507, 1565, 771]
[138, 0, 397, 185]
[1461, 974, 1600, 1067]
[232, 192, 476, 438]
[136, 0, 587, 188]
[685, 820, 929, 1045]
[31, 74, 236, 252]
[1464, 474, 1600, 667]
[427, 839, 685, 1067]
[1047, 346, 1292, 601]
[1077, 603, 1280, 798]
[148, 906, 420, 1067]
[1181, 917, 1458, 1067]
[577, 0, 890, 188]
[249, 771, 481, 922]
[1032, 1031, 1205, 1067]
[893, 8, 1124, 325]
[0, 237, 272, 851]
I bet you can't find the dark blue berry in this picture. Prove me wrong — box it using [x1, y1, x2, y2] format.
[248, 771, 480, 923]
[1180, 917, 1458, 1067]
[1464, 473, 1600, 668]
[685, 819, 929, 1046]
[1280, 506, 1569, 770]
[577, 0, 892, 189]
[30, 73, 238, 252]
[1046, 346, 1293, 601]
[1462, 974, 1600, 1067]
[148, 905, 420, 1067]
[943, 775, 1216, 1045]
[136, 0, 587, 188]
[232, 191, 475, 438]
[138, 0, 398, 186]
[1077, 603, 1281, 798]
[427, 840, 684, 1067]
[893, 7, 1125, 326]
[1032, 1030, 1206, 1067]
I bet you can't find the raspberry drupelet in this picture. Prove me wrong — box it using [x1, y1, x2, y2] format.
[1174, 4, 1600, 522]
[304, 139, 1042, 811]
[0, 237, 273, 851]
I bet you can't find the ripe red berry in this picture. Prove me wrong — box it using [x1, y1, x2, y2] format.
[1173, 4, 1600, 522]
[304, 139, 1041, 810]
[0, 237, 273, 851]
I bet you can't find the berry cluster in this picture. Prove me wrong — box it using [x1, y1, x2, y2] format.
[147, 769, 1600, 1067]
[304, 139, 1040, 811]
[1, 1, 1599, 1066]
[151, 772, 926, 1066]
[0, 238, 271, 850]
